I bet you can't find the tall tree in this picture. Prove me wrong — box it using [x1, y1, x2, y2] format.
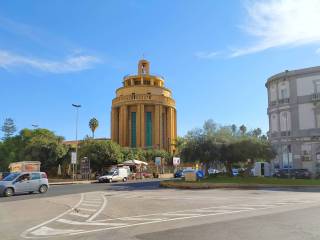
[239, 124, 247, 135]
[89, 118, 99, 138]
[252, 128, 262, 137]
[79, 139, 123, 172]
[231, 124, 237, 136]
[1, 118, 16, 140]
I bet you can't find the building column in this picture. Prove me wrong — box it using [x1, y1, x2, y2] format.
[111, 107, 119, 143]
[123, 105, 128, 146]
[159, 105, 163, 149]
[167, 107, 173, 152]
[136, 104, 141, 147]
[140, 104, 145, 148]
[119, 105, 128, 146]
[118, 106, 123, 146]
[154, 105, 160, 149]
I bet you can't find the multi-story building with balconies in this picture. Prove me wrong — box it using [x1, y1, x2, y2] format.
[266, 66, 320, 174]
[111, 59, 177, 153]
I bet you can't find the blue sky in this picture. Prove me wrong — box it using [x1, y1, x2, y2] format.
[1, 0, 320, 140]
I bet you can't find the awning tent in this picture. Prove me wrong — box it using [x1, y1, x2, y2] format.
[122, 160, 148, 166]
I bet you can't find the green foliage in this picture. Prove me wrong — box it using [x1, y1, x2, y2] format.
[180, 119, 276, 176]
[1, 118, 17, 140]
[0, 128, 68, 173]
[89, 118, 99, 138]
[79, 139, 123, 172]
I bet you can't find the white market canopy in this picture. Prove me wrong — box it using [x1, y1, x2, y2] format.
[122, 159, 148, 166]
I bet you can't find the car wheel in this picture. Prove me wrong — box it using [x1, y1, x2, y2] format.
[39, 185, 48, 194]
[108, 179, 112, 183]
[123, 177, 127, 182]
[4, 187, 14, 197]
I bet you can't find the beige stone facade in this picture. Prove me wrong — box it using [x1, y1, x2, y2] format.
[111, 59, 177, 153]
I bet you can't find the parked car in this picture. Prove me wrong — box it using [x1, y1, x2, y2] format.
[273, 168, 312, 179]
[208, 168, 221, 175]
[98, 168, 128, 183]
[180, 168, 197, 179]
[174, 170, 184, 178]
[0, 172, 49, 197]
[232, 168, 239, 176]
[0, 172, 10, 180]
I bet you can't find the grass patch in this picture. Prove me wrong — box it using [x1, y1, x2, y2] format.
[200, 176, 320, 186]
[160, 176, 320, 189]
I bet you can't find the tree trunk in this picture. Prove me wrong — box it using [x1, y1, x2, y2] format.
[226, 161, 233, 177]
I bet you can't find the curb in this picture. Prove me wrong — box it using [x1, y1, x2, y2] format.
[49, 180, 97, 186]
[160, 181, 320, 190]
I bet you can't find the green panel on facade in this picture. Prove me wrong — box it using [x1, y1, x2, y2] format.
[146, 112, 152, 147]
[131, 112, 136, 147]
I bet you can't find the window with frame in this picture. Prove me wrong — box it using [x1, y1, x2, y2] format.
[31, 173, 41, 180]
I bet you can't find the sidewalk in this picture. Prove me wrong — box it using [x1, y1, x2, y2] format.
[49, 179, 97, 185]
[49, 178, 167, 186]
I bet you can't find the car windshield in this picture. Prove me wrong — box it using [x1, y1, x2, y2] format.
[2, 173, 20, 181]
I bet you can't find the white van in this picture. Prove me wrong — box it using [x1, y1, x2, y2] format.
[98, 168, 129, 183]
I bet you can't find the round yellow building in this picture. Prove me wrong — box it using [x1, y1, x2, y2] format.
[111, 59, 177, 153]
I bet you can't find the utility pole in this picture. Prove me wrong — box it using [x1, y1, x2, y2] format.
[72, 104, 81, 180]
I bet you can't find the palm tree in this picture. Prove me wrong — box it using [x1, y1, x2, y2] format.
[89, 118, 99, 138]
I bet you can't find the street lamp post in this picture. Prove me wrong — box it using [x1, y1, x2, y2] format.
[72, 104, 81, 180]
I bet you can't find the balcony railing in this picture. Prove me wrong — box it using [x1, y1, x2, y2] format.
[301, 155, 312, 161]
[312, 93, 320, 101]
[278, 98, 290, 104]
[280, 131, 291, 137]
[270, 100, 277, 106]
[112, 94, 176, 107]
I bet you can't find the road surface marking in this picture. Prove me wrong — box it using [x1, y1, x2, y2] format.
[57, 219, 126, 226]
[21, 193, 318, 239]
[77, 207, 97, 212]
[162, 213, 202, 216]
[81, 203, 100, 207]
[69, 212, 90, 218]
[87, 194, 107, 222]
[30, 226, 83, 236]
[119, 217, 168, 221]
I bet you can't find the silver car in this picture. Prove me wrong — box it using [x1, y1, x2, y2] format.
[0, 172, 49, 197]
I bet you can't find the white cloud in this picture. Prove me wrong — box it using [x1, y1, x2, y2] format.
[0, 50, 100, 73]
[231, 0, 320, 57]
[194, 51, 219, 59]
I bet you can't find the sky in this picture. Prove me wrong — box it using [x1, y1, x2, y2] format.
[1, 0, 320, 140]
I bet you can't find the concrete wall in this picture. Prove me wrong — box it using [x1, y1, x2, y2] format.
[297, 75, 320, 96]
[298, 103, 315, 130]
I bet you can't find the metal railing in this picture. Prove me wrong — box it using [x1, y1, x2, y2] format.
[312, 93, 320, 101]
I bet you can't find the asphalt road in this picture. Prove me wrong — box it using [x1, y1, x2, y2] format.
[0, 180, 161, 202]
[1, 181, 320, 240]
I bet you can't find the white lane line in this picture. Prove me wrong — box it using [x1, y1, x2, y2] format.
[77, 208, 97, 212]
[162, 213, 202, 216]
[82, 203, 100, 207]
[30, 226, 83, 236]
[87, 194, 108, 222]
[57, 219, 126, 226]
[68, 209, 252, 236]
[119, 217, 168, 221]
[20, 193, 85, 238]
[82, 200, 102, 204]
[69, 212, 90, 218]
